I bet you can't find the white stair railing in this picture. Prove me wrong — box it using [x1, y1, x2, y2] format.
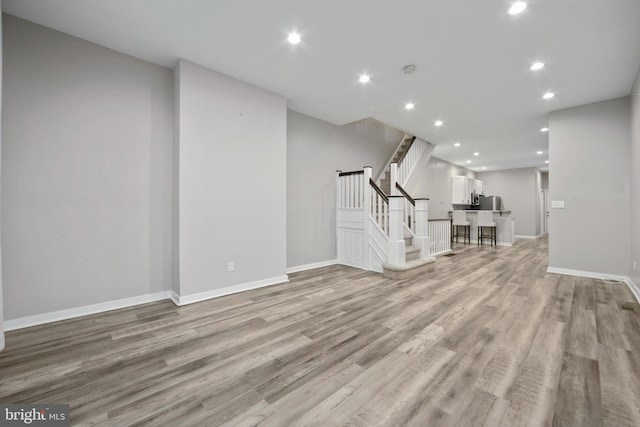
[376, 134, 414, 183]
[337, 170, 365, 209]
[397, 138, 429, 186]
[429, 219, 452, 256]
[369, 178, 389, 235]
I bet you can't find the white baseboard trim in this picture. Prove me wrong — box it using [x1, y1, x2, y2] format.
[547, 267, 640, 304]
[4, 291, 173, 331]
[287, 259, 338, 274]
[624, 277, 640, 304]
[172, 275, 289, 306]
[546, 266, 628, 282]
[514, 235, 542, 240]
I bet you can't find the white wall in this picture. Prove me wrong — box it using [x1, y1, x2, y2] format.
[1, 15, 174, 320]
[176, 60, 287, 296]
[549, 97, 631, 276]
[631, 69, 640, 286]
[406, 156, 476, 220]
[287, 111, 404, 269]
[477, 168, 540, 237]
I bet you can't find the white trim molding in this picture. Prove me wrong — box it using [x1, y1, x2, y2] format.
[547, 267, 640, 304]
[4, 291, 173, 331]
[624, 277, 640, 304]
[514, 235, 544, 240]
[287, 259, 337, 274]
[172, 275, 289, 306]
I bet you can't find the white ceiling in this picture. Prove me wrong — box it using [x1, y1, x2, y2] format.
[4, 0, 640, 172]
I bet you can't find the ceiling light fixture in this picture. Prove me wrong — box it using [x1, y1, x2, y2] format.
[473, 152, 479, 156]
[540, 127, 549, 132]
[545, 160, 549, 164]
[542, 92, 555, 100]
[466, 160, 471, 164]
[508, 2, 527, 15]
[537, 151, 543, 155]
[482, 167, 487, 170]
[359, 74, 370, 83]
[287, 32, 301, 45]
[435, 120, 443, 127]
[530, 62, 544, 71]
[454, 142, 461, 147]
[405, 102, 415, 110]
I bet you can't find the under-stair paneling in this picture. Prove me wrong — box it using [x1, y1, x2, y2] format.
[287, 111, 403, 269]
[175, 60, 287, 297]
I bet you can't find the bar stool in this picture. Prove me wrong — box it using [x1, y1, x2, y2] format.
[478, 211, 497, 246]
[452, 210, 470, 244]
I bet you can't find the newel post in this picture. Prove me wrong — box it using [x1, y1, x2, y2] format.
[362, 167, 372, 270]
[414, 198, 433, 259]
[390, 163, 399, 196]
[387, 196, 406, 266]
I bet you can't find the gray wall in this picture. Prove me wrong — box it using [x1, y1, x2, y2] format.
[0, 2, 4, 350]
[631, 69, 640, 285]
[287, 111, 404, 268]
[406, 156, 476, 220]
[477, 168, 540, 237]
[549, 97, 631, 276]
[1, 15, 174, 319]
[176, 60, 287, 295]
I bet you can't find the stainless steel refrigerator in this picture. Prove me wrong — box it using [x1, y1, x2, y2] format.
[479, 195, 502, 211]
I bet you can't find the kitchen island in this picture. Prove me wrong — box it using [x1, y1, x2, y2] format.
[453, 210, 515, 246]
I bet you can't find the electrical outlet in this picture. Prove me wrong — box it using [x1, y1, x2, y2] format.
[228, 261, 235, 272]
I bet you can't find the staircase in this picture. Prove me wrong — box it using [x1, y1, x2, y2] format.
[378, 135, 415, 194]
[336, 133, 448, 280]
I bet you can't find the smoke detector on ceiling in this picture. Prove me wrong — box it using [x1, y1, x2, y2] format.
[402, 64, 416, 75]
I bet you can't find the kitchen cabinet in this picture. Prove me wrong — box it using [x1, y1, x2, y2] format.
[452, 176, 470, 204]
[452, 176, 484, 205]
[471, 179, 485, 196]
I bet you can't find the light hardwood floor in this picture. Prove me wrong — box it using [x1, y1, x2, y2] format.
[2, 238, 640, 426]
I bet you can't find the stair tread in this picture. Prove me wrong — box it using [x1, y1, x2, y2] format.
[383, 256, 436, 272]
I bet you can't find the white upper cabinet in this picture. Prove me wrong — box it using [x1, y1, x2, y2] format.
[471, 178, 485, 196]
[451, 176, 484, 205]
[452, 176, 470, 204]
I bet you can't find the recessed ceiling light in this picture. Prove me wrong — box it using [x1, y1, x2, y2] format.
[473, 152, 479, 156]
[530, 62, 544, 71]
[359, 74, 370, 83]
[508, 2, 527, 15]
[466, 160, 471, 164]
[540, 127, 549, 132]
[454, 142, 461, 147]
[543, 92, 555, 100]
[545, 160, 549, 164]
[482, 167, 487, 170]
[435, 120, 443, 127]
[405, 103, 415, 110]
[287, 32, 301, 45]
[537, 151, 543, 155]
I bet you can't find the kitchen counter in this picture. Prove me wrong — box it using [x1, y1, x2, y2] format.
[463, 210, 511, 215]
[449, 210, 515, 246]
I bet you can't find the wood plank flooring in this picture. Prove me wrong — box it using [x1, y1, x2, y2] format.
[2, 238, 640, 426]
